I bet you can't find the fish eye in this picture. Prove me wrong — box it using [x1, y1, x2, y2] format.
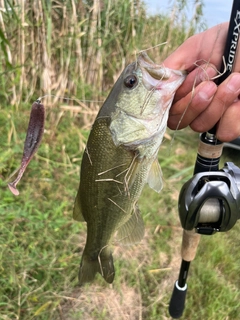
[124, 75, 138, 89]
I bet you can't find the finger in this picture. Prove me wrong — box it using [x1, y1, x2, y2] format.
[168, 81, 217, 130]
[174, 63, 217, 102]
[216, 101, 240, 141]
[163, 35, 203, 70]
[164, 22, 228, 70]
[189, 73, 240, 133]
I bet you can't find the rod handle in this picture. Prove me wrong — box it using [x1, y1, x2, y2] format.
[169, 281, 188, 319]
[181, 229, 201, 261]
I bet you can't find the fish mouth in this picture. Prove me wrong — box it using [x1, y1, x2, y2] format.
[137, 52, 186, 91]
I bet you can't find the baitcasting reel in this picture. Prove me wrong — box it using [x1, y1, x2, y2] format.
[169, 161, 240, 319]
[169, 0, 240, 317]
[179, 162, 240, 235]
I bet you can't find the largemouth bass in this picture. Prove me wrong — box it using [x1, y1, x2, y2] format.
[73, 52, 186, 285]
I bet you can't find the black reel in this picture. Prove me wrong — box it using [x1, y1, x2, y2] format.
[179, 162, 240, 235]
[169, 1, 240, 317]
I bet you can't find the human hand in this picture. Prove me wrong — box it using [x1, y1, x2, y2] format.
[164, 22, 240, 142]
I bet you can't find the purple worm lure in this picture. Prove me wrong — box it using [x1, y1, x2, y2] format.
[8, 99, 45, 195]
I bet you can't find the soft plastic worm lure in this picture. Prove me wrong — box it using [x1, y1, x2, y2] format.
[8, 99, 45, 195]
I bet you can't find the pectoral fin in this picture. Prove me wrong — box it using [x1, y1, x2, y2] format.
[73, 188, 85, 221]
[147, 159, 163, 193]
[123, 152, 147, 193]
[116, 204, 144, 244]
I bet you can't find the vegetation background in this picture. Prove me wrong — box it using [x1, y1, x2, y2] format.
[1, 0, 240, 319]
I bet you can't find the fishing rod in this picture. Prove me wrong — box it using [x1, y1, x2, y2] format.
[169, 0, 240, 318]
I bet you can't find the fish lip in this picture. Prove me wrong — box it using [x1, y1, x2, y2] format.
[146, 67, 186, 81]
[137, 52, 186, 80]
[137, 52, 186, 90]
[137, 52, 169, 80]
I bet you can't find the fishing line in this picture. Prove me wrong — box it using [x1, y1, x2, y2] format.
[191, 56, 228, 173]
[133, 42, 168, 64]
[137, 41, 168, 54]
[140, 73, 165, 115]
[140, 61, 174, 117]
[194, 57, 227, 81]
[37, 94, 104, 104]
[170, 35, 228, 163]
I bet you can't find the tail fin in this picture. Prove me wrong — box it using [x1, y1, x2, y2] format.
[78, 249, 115, 285]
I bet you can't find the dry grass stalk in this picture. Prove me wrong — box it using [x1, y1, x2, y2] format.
[0, 0, 203, 122]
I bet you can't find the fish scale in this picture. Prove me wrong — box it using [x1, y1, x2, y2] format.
[74, 117, 149, 283]
[73, 52, 186, 284]
[75, 117, 146, 239]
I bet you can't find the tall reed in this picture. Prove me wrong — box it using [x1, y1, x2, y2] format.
[0, 0, 204, 110]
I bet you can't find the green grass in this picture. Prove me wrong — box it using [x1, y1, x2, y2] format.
[2, 118, 240, 319]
